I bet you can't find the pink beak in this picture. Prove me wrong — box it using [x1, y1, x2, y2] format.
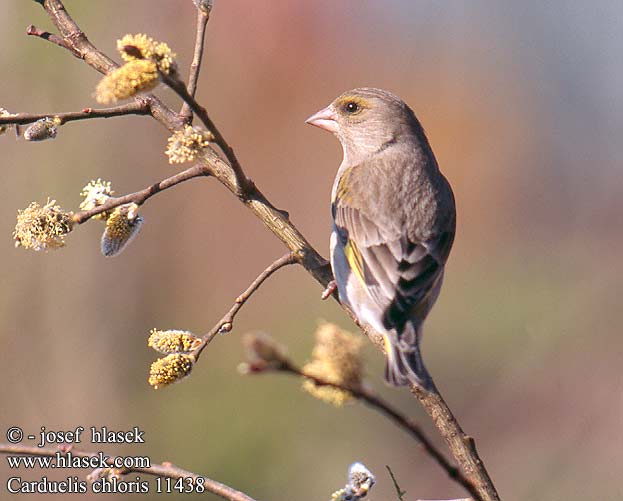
[305, 105, 338, 133]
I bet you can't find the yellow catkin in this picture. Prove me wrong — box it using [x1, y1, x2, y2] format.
[13, 200, 73, 251]
[101, 203, 143, 257]
[302, 323, 363, 407]
[331, 462, 376, 500]
[79, 179, 114, 220]
[0, 107, 13, 135]
[148, 329, 201, 355]
[95, 59, 159, 104]
[331, 489, 347, 501]
[116, 34, 176, 74]
[23, 117, 61, 141]
[165, 125, 212, 164]
[148, 354, 194, 389]
[117, 34, 155, 61]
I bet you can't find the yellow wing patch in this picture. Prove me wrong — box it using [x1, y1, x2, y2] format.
[344, 239, 367, 289]
[335, 167, 356, 204]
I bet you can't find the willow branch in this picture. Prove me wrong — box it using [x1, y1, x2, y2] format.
[278, 364, 482, 501]
[32, 0, 186, 130]
[0, 102, 149, 126]
[180, 7, 210, 122]
[0, 443, 255, 501]
[72, 164, 210, 224]
[385, 466, 472, 501]
[410, 387, 498, 501]
[31, 2, 499, 500]
[193, 252, 298, 358]
[26, 24, 81, 57]
[161, 72, 252, 194]
[386, 465, 407, 501]
[195, 146, 330, 283]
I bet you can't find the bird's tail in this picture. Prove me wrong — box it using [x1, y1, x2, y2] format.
[384, 327, 435, 392]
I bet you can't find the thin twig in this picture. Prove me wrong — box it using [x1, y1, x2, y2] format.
[31, 1, 186, 130]
[180, 8, 210, 122]
[386, 465, 407, 501]
[160, 72, 252, 195]
[0, 102, 150, 126]
[0, 443, 255, 501]
[279, 365, 483, 501]
[31, 0, 328, 298]
[26, 24, 81, 58]
[28, 3, 500, 500]
[72, 164, 210, 224]
[193, 252, 298, 358]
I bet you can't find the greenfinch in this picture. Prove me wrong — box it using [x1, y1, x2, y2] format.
[306, 88, 456, 389]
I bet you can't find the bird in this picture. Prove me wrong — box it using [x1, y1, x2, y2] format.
[306, 88, 456, 390]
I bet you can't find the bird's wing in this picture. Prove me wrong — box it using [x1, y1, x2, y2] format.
[333, 178, 454, 337]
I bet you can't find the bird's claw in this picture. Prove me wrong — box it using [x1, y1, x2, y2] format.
[321, 280, 337, 300]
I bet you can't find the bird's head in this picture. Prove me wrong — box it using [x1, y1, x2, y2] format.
[306, 87, 418, 163]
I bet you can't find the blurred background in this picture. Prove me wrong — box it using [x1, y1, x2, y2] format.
[1, 1, 621, 500]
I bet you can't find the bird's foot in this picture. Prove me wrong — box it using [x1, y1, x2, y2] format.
[321, 280, 337, 300]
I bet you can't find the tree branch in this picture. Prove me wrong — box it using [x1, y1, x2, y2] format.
[28, 2, 500, 500]
[411, 388, 498, 501]
[26, 24, 81, 58]
[197, 146, 332, 284]
[386, 465, 407, 501]
[161, 72, 252, 195]
[180, 7, 210, 122]
[0, 443, 255, 501]
[0, 102, 150, 126]
[72, 164, 211, 224]
[278, 364, 483, 501]
[33, 0, 185, 131]
[193, 252, 298, 358]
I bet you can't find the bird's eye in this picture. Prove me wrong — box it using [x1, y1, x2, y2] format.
[345, 101, 359, 114]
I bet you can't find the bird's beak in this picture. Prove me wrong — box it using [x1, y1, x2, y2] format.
[305, 106, 338, 133]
